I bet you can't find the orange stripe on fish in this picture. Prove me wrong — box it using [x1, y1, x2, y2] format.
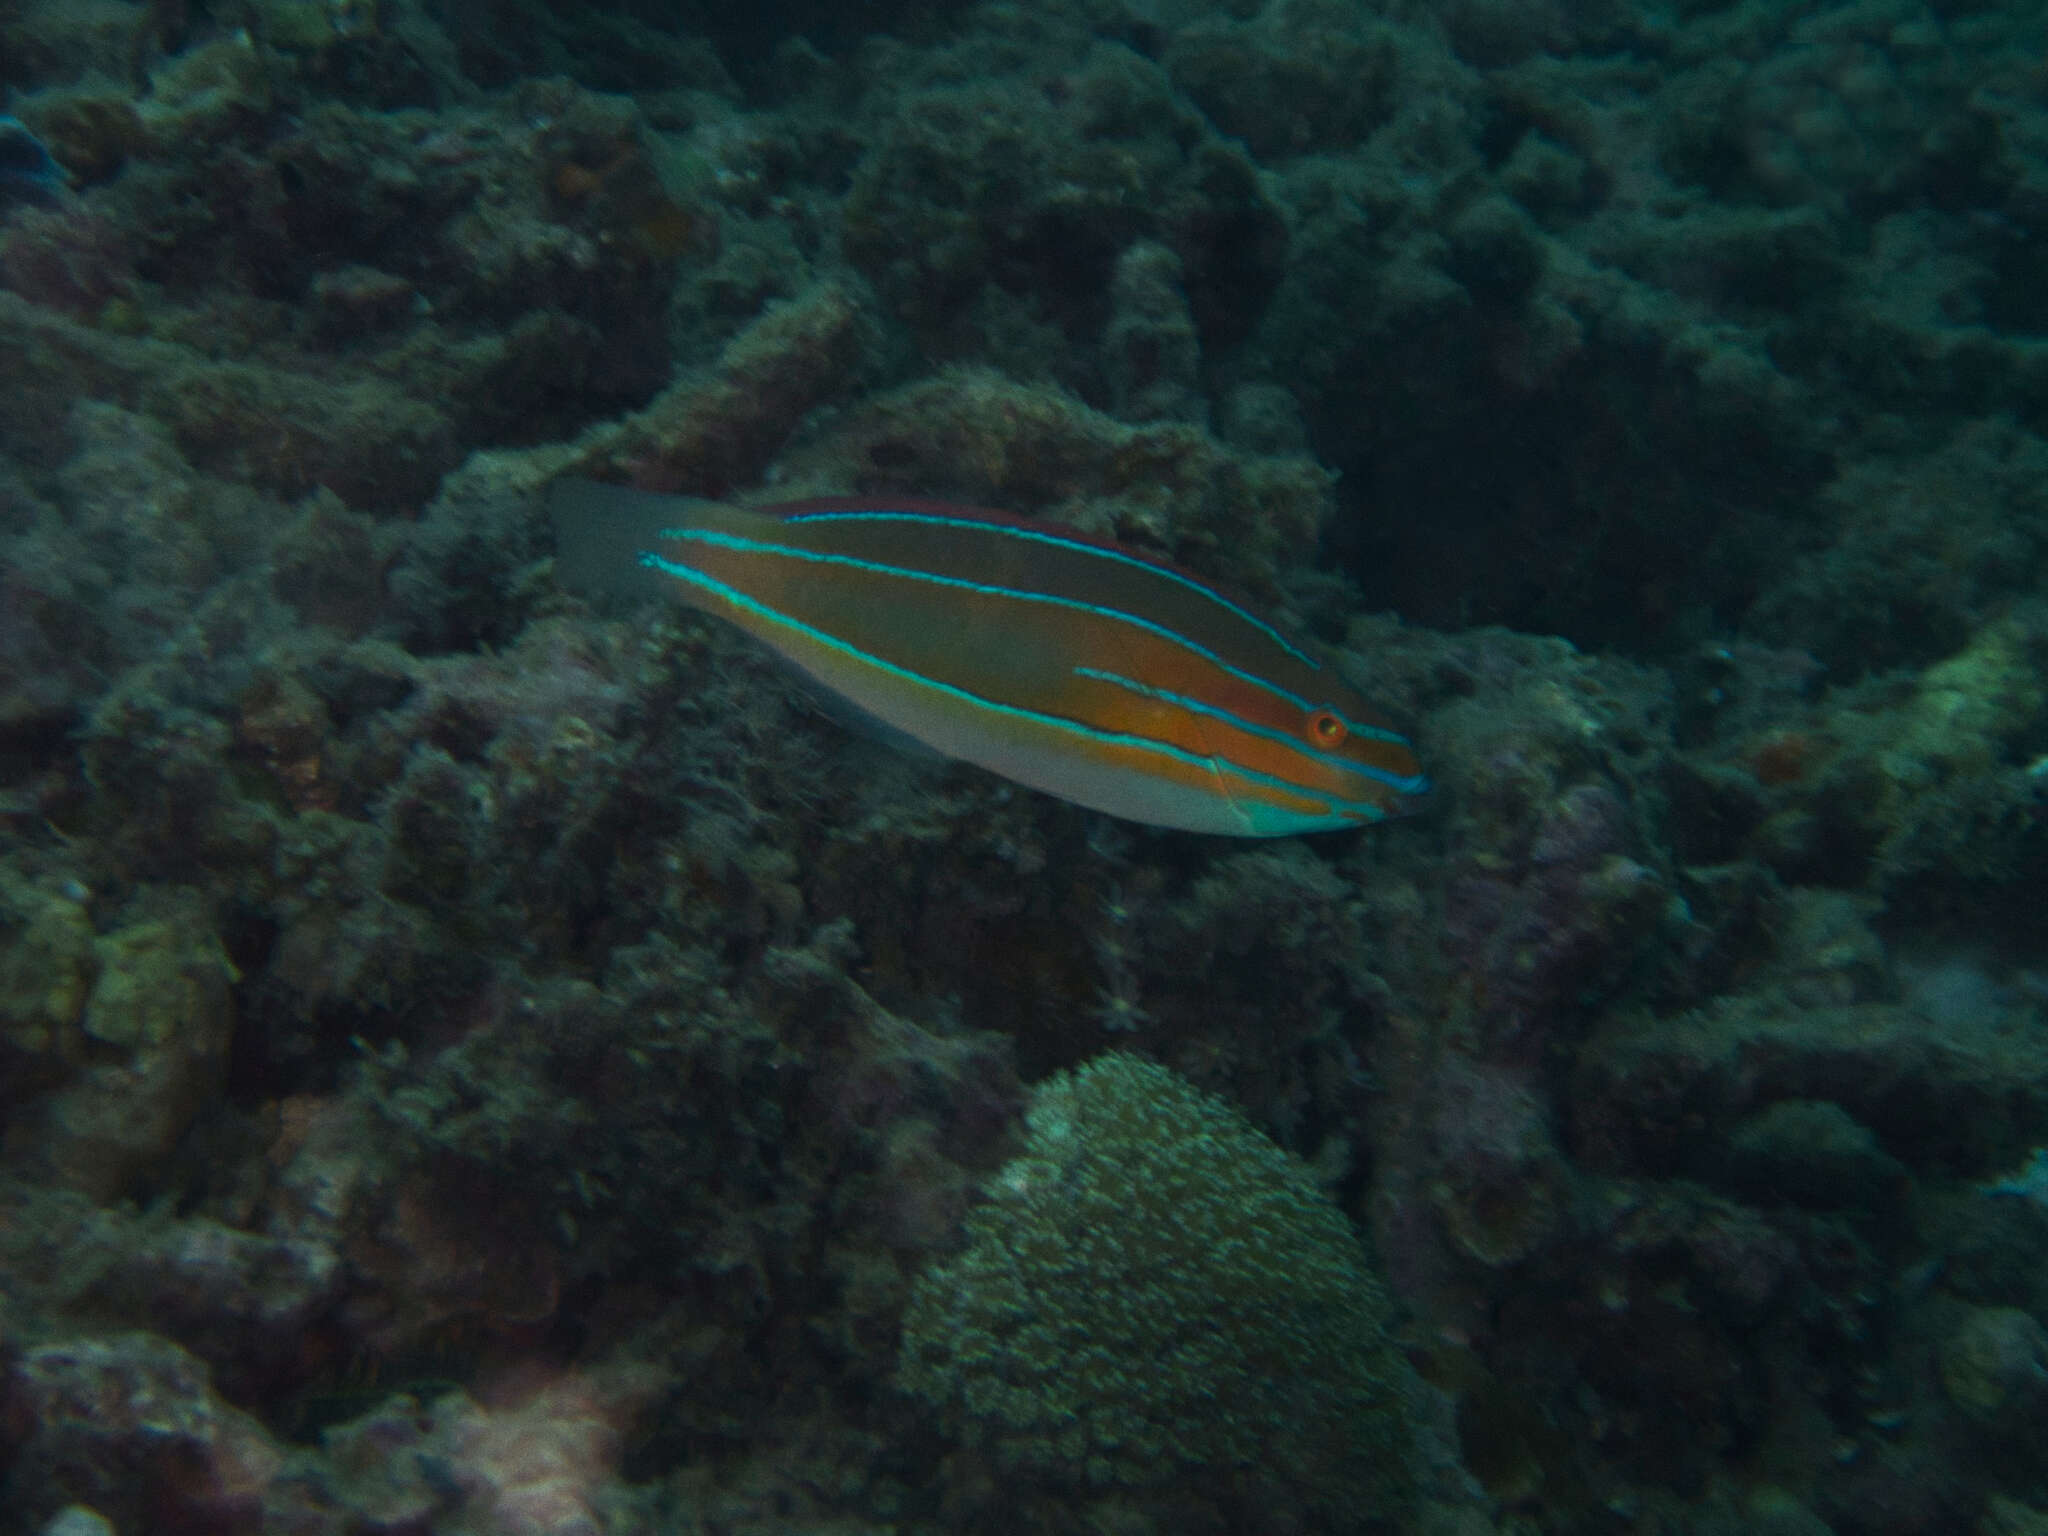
[549, 482, 1428, 837]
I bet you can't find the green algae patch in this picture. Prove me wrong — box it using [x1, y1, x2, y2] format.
[23, 895, 240, 1201]
[0, 868, 95, 1066]
[898, 1051, 1420, 1529]
[1891, 616, 2048, 786]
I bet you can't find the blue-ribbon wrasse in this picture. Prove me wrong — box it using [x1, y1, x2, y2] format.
[548, 479, 1429, 837]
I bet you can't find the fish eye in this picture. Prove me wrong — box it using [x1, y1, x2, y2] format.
[1306, 708, 1347, 748]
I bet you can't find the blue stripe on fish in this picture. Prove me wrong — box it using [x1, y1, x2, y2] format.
[656, 526, 1330, 717]
[549, 476, 1428, 834]
[777, 508, 1326, 671]
[1073, 665, 1427, 795]
[641, 550, 1371, 819]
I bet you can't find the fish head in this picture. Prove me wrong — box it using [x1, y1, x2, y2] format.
[1187, 670, 1430, 837]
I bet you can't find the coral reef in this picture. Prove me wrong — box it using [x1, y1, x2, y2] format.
[0, 115, 66, 207]
[5, 1333, 281, 1534]
[0, 0, 2046, 1530]
[898, 1051, 1428, 1530]
[4, 891, 238, 1201]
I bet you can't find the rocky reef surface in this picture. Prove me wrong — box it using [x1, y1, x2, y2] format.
[1, 0, 2046, 1532]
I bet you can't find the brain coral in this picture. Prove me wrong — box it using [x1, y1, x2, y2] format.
[898, 1051, 1419, 1527]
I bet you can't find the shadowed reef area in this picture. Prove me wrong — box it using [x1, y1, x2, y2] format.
[2, 0, 2047, 1532]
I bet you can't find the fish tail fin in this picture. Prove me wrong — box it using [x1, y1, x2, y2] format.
[548, 478, 732, 606]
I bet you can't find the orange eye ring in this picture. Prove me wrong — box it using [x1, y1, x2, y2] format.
[1307, 708, 1348, 748]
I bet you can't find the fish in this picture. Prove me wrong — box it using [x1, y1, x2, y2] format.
[548, 480, 1428, 837]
